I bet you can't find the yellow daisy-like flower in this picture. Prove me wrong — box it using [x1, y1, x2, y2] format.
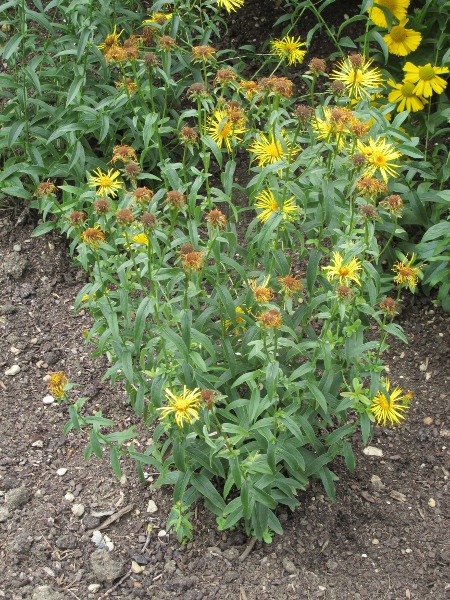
[312, 106, 353, 149]
[142, 12, 172, 25]
[157, 386, 202, 428]
[392, 253, 423, 291]
[388, 80, 428, 112]
[216, 0, 244, 12]
[367, 0, 409, 28]
[250, 275, 275, 303]
[322, 252, 362, 286]
[371, 379, 411, 427]
[88, 168, 123, 197]
[240, 80, 259, 99]
[81, 227, 107, 250]
[207, 109, 246, 153]
[254, 190, 297, 223]
[224, 306, 247, 332]
[403, 62, 449, 98]
[270, 35, 306, 66]
[357, 138, 402, 183]
[48, 371, 68, 399]
[384, 19, 422, 56]
[97, 25, 123, 50]
[131, 233, 149, 246]
[248, 131, 299, 168]
[330, 55, 383, 99]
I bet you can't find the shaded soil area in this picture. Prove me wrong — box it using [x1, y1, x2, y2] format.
[1, 212, 450, 600]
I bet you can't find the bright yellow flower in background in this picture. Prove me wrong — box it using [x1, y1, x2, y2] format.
[254, 190, 297, 223]
[371, 379, 411, 427]
[207, 109, 246, 152]
[248, 131, 298, 168]
[392, 253, 423, 291]
[357, 138, 401, 183]
[88, 168, 123, 197]
[131, 233, 149, 246]
[270, 35, 306, 66]
[322, 252, 362, 286]
[224, 306, 247, 331]
[157, 387, 202, 428]
[97, 25, 122, 50]
[388, 80, 427, 112]
[367, 0, 409, 28]
[330, 55, 383, 99]
[403, 62, 449, 97]
[216, 0, 244, 12]
[142, 12, 172, 25]
[384, 20, 421, 56]
[312, 106, 353, 149]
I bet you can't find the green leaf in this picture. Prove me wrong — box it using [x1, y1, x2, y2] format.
[89, 429, 103, 459]
[66, 75, 85, 107]
[216, 284, 237, 326]
[110, 447, 122, 479]
[31, 221, 57, 237]
[307, 249, 321, 293]
[191, 473, 226, 514]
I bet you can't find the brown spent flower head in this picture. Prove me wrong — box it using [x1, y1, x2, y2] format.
[124, 162, 141, 179]
[331, 80, 346, 95]
[116, 77, 137, 94]
[379, 297, 397, 315]
[380, 194, 404, 216]
[349, 53, 364, 68]
[182, 251, 204, 272]
[351, 153, 367, 168]
[295, 104, 313, 124]
[192, 45, 217, 61]
[111, 144, 138, 164]
[141, 28, 155, 46]
[103, 44, 127, 63]
[69, 211, 87, 226]
[250, 279, 275, 303]
[205, 208, 227, 229]
[122, 36, 140, 60]
[215, 68, 237, 85]
[336, 285, 354, 301]
[271, 76, 293, 98]
[48, 371, 68, 399]
[258, 308, 282, 329]
[159, 35, 176, 50]
[180, 243, 195, 255]
[360, 204, 379, 220]
[140, 212, 157, 230]
[179, 126, 198, 145]
[330, 107, 353, 125]
[36, 179, 57, 198]
[132, 187, 154, 205]
[94, 198, 111, 215]
[349, 119, 370, 138]
[278, 275, 303, 297]
[115, 208, 135, 226]
[309, 57, 327, 74]
[225, 104, 246, 127]
[356, 177, 388, 197]
[201, 389, 216, 410]
[258, 77, 274, 93]
[81, 227, 106, 250]
[143, 51, 159, 67]
[187, 82, 209, 100]
[240, 80, 259, 98]
[166, 190, 186, 209]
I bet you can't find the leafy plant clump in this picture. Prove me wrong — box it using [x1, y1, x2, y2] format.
[2, 0, 449, 541]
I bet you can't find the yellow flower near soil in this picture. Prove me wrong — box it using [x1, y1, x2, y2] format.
[207, 109, 246, 153]
[254, 190, 297, 223]
[367, 0, 409, 28]
[384, 20, 421, 56]
[322, 252, 362, 286]
[388, 80, 427, 112]
[142, 12, 172, 25]
[356, 138, 401, 183]
[157, 387, 202, 428]
[88, 168, 123, 197]
[392, 253, 423, 291]
[216, 0, 244, 12]
[403, 62, 449, 98]
[371, 379, 411, 427]
[330, 55, 383, 99]
[270, 35, 306, 66]
[97, 25, 122, 50]
[48, 371, 68, 399]
[248, 131, 298, 168]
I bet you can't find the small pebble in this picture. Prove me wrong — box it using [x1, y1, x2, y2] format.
[43, 395, 55, 405]
[5, 365, 21, 376]
[13, 244, 21, 252]
[146, 500, 158, 514]
[56, 468, 68, 476]
[363, 446, 383, 457]
[423, 417, 433, 426]
[372, 539, 380, 545]
[157, 530, 167, 538]
[31, 440, 44, 448]
[65, 492, 75, 502]
[428, 498, 436, 508]
[72, 503, 85, 517]
[88, 584, 101, 593]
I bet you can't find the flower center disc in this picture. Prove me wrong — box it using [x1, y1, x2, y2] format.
[267, 142, 281, 158]
[339, 267, 349, 277]
[401, 82, 415, 97]
[390, 25, 407, 42]
[379, 394, 390, 410]
[271, 201, 279, 211]
[419, 65, 435, 81]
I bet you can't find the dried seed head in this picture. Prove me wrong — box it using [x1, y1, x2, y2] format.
[351, 153, 367, 168]
[380, 194, 404, 216]
[336, 285, 353, 301]
[111, 144, 138, 164]
[278, 275, 303, 297]
[140, 212, 157, 229]
[94, 198, 111, 215]
[115, 208, 135, 226]
[214, 68, 237, 85]
[356, 177, 388, 197]
[349, 53, 364, 68]
[201, 389, 216, 410]
[360, 204, 379, 220]
[331, 80, 346, 95]
[180, 243, 195, 255]
[143, 51, 159, 67]
[179, 126, 198, 145]
[271, 76, 293, 97]
[379, 297, 397, 315]
[182, 251, 204, 272]
[124, 162, 141, 178]
[349, 119, 370, 138]
[166, 190, 186, 209]
[192, 45, 217, 61]
[309, 57, 327, 74]
[257, 77, 274, 92]
[81, 227, 106, 249]
[159, 35, 176, 50]
[187, 82, 209, 99]
[141, 28, 155, 46]
[205, 208, 227, 229]
[295, 104, 313, 123]
[36, 179, 57, 198]
[258, 308, 282, 329]
[330, 107, 352, 124]
[132, 187, 154, 204]
[69, 211, 87, 226]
